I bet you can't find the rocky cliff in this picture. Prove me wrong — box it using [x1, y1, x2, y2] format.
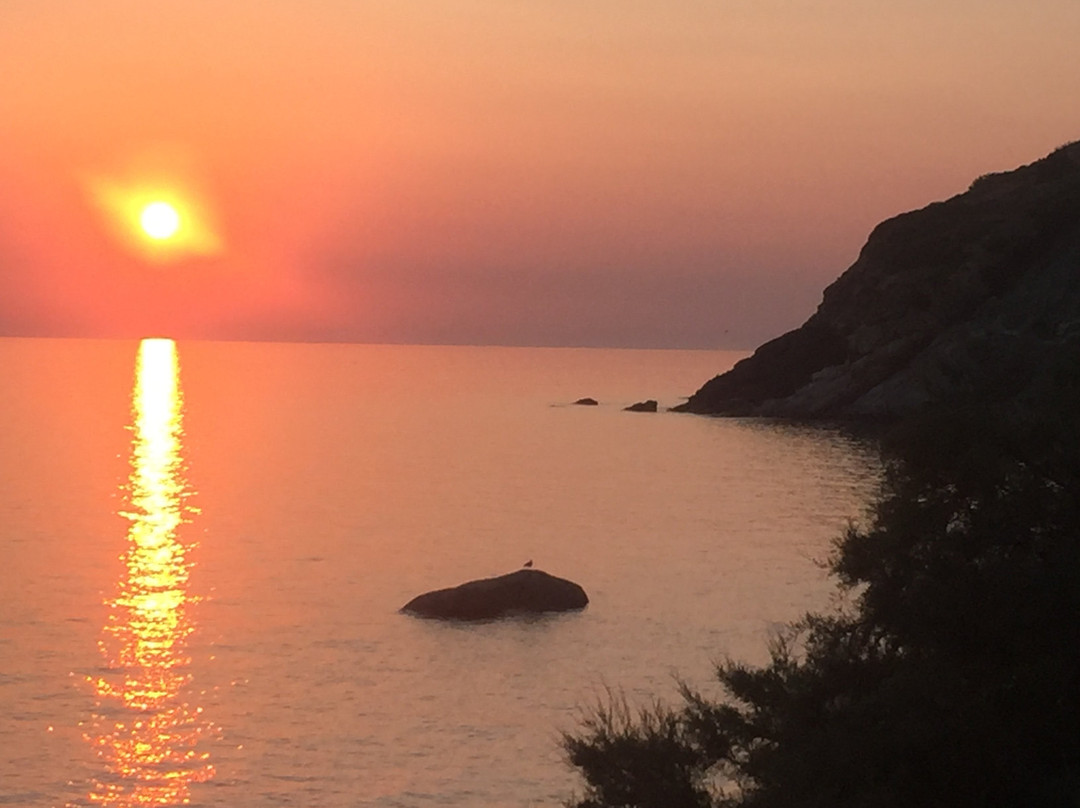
[676, 141, 1080, 419]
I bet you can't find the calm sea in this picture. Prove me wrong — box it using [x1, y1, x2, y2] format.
[0, 338, 880, 807]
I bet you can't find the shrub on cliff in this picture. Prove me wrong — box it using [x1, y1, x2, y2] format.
[563, 399, 1080, 807]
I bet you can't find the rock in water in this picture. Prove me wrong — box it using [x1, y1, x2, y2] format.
[401, 569, 589, 621]
[624, 399, 658, 412]
[573, 397, 599, 406]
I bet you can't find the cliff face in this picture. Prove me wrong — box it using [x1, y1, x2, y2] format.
[677, 142, 1080, 418]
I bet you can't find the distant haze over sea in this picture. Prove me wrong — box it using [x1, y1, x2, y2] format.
[1, 3, 1078, 348]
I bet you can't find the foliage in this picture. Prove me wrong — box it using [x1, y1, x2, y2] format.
[563, 400, 1080, 808]
[562, 688, 718, 808]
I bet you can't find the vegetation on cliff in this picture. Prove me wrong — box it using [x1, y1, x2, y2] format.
[564, 391, 1080, 806]
[563, 143, 1080, 806]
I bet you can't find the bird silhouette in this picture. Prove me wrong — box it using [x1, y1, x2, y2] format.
[523, 559, 533, 568]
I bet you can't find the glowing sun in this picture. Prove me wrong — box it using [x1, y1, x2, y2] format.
[86, 163, 224, 261]
[140, 201, 181, 240]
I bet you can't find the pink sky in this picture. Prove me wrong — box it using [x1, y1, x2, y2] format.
[1, 1, 1078, 348]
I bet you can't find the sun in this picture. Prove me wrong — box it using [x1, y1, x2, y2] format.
[86, 163, 224, 261]
[140, 201, 182, 240]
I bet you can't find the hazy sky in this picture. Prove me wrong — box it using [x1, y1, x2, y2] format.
[1, 1, 1078, 348]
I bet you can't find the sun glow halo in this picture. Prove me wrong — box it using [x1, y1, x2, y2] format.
[86, 162, 224, 261]
[140, 201, 181, 240]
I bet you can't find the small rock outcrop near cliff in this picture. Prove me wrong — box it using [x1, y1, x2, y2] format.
[676, 141, 1080, 419]
[624, 400, 658, 412]
[401, 569, 589, 621]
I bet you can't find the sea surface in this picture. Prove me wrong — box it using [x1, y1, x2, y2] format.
[0, 338, 881, 807]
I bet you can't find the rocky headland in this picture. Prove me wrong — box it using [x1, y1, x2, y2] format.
[675, 141, 1080, 419]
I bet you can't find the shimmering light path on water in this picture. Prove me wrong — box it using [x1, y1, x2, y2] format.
[81, 339, 213, 806]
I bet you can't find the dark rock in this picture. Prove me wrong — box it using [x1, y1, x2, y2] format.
[675, 141, 1080, 419]
[401, 569, 589, 621]
[624, 399, 658, 412]
[573, 397, 599, 406]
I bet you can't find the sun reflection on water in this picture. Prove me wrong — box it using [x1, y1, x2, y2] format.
[82, 338, 213, 806]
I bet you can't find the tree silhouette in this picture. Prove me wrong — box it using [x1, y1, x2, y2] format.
[564, 393, 1080, 807]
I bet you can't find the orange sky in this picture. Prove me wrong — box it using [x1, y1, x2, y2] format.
[1, 1, 1078, 348]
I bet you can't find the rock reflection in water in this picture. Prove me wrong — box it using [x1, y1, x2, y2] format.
[82, 339, 213, 806]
